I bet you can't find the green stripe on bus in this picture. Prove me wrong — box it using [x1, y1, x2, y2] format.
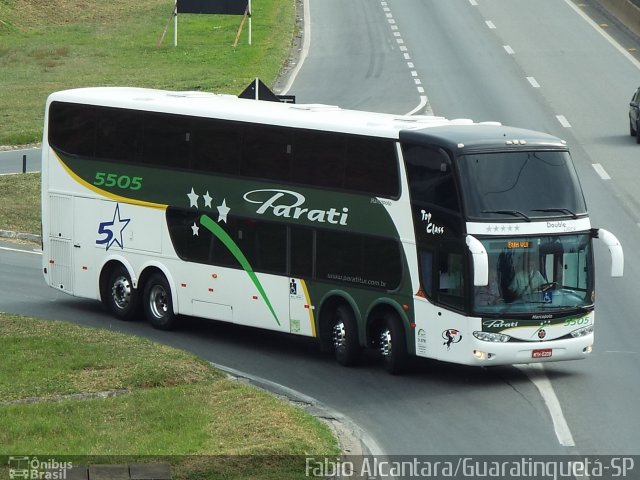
[200, 214, 281, 327]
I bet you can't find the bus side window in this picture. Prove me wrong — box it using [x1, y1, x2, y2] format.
[241, 125, 292, 182]
[420, 250, 433, 298]
[402, 143, 460, 213]
[438, 251, 464, 308]
[191, 117, 241, 175]
[140, 112, 191, 168]
[290, 227, 314, 278]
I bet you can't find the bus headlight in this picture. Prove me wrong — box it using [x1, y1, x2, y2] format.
[570, 324, 594, 338]
[473, 331, 511, 343]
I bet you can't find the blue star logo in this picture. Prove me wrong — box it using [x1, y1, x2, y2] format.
[96, 203, 131, 251]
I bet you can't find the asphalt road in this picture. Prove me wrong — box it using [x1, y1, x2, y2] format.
[2, 0, 640, 460]
[0, 147, 40, 174]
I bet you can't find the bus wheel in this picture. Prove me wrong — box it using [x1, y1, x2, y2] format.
[379, 313, 408, 374]
[107, 265, 138, 321]
[331, 305, 360, 366]
[143, 273, 176, 330]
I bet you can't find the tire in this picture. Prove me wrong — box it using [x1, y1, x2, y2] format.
[630, 119, 637, 137]
[379, 313, 408, 375]
[106, 265, 139, 321]
[636, 124, 640, 144]
[143, 273, 176, 330]
[331, 305, 361, 366]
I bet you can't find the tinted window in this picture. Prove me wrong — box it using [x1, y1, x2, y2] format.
[49, 102, 399, 197]
[345, 136, 398, 197]
[166, 208, 286, 275]
[402, 143, 460, 212]
[291, 130, 345, 189]
[48, 102, 97, 157]
[241, 125, 292, 182]
[191, 118, 241, 175]
[290, 227, 314, 278]
[140, 112, 191, 167]
[95, 107, 141, 163]
[316, 230, 402, 290]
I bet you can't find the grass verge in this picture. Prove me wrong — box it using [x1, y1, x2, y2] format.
[0, 0, 296, 145]
[0, 313, 339, 478]
[0, 172, 40, 235]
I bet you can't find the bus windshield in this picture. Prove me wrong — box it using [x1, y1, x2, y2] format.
[457, 151, 587, 220]
[473, 234, 594, 315]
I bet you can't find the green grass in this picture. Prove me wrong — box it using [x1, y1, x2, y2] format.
[0, 172, 40, 234]
[0, 314, 340, 478]
[0, 0, 296, 145]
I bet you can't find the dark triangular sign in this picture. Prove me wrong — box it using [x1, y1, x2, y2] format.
[238, 79, 295, 103]
[239, 79, 280, 102]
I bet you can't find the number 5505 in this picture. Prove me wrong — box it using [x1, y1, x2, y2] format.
[94, 172, 142, 191]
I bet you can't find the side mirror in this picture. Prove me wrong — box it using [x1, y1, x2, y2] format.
[595, 228, 624, 277]
[466, 235, 488, 286]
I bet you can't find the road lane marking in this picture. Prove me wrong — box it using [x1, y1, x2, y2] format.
[279, 0, 310, 94]
[486, 20, 496, 29]
[503, 45, 515, 55]
[517, 364, 576, 447]
[527, 76, 540, 88]
[556, 115, 572, 128]
[592, 163, 611, 180]
[0, 245, 42, 255]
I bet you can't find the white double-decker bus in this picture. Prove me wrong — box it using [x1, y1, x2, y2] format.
[41, 87, 623, 373]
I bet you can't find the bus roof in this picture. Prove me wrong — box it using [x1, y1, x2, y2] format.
[400, 124, 569, 153]
[47, 86, 498, 139]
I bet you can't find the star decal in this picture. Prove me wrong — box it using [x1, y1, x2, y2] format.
[191, 222, 200, 236]
[203, 191, 213, 208]
[187, 187, 199, 208]
[111, 205, 131, 249]
[217, 199, 230, 223]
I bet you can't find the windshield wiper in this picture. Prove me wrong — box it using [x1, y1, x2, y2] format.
[481, 210, 531, 222]
[531, 208, 578, 219]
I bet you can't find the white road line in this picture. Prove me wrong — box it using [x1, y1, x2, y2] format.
[556, 115, 572, 128]
[406, 96, 429, 116]
[486, 20, 496, 29]
[279, 0, 311, 94]
[517, 364, 576, 447]
[469, 0, 478, 5]
[592, 163, 612, 180]
[379, 1, 431, 115]
[526, 76, 541, 88]
[503, 45, 515, 55]
[0, 245, 42, 255]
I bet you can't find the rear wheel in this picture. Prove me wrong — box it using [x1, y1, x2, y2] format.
[143, 273, 176, 330]
[630, 119, 637, 136]
[106, 265, 138, 321]
[331, 305, 360, 366]
[379, 313, 408, 375]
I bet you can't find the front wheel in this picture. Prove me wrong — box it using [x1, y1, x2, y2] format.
[143, 273, 176, 330]
[106, 265, 139, 321]
[379, 313, 408, 375]
[331, 305, 361, 366]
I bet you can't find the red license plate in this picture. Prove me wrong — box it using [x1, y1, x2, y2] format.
[532, 348, 553, 358]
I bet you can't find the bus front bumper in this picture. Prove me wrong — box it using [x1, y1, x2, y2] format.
[468, 334, 593, 366]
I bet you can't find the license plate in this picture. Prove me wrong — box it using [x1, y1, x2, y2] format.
[532, 348, 553, 358]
